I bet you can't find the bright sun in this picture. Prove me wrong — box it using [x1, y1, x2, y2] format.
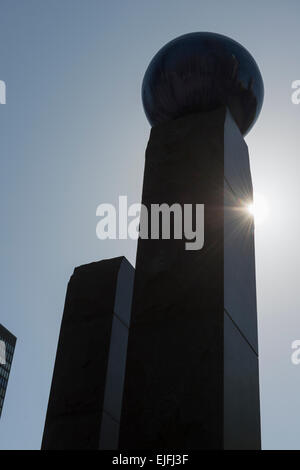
[247, 193, 269, 225]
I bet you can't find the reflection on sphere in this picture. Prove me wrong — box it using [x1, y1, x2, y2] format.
[142, 32, 264, 135]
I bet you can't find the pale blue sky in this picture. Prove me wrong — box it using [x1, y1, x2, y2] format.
[0, 0, 300, 449]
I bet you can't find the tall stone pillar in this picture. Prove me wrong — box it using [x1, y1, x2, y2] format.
[120, 31, 263, 450]
[42, 257, 134, 450]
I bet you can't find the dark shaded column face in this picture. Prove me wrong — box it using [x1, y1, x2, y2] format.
[223, 111, 260, 449]
[120, 109, 226, 449]
[42, 257, 134, 450]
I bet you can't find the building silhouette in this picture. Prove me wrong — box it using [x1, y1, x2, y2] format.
[0, 324, 16, 419]
[42, 32, 263, 450]
[42, 258, 134, 449]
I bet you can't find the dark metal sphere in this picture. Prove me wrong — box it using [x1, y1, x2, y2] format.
[142, 32, 264, 135]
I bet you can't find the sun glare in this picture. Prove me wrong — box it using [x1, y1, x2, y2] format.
[247, 193, 269, 225]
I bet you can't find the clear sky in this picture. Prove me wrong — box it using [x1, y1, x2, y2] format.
[0, 0, 300, 450]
